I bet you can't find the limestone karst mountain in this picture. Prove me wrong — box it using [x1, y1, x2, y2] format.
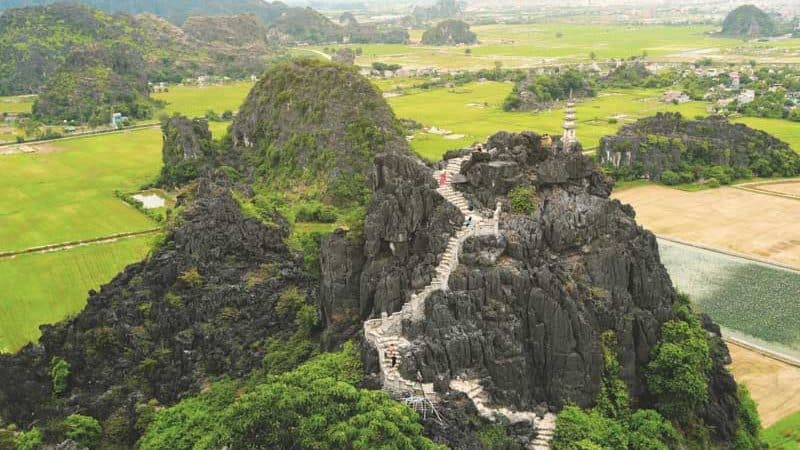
[0, 61, 761, 449]
[720, 4, 778, 37]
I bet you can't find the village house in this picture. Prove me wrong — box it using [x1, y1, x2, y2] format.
[662, 90, 690, 104]
[737, 89, 755, 105]
[729, 72, 740, 89]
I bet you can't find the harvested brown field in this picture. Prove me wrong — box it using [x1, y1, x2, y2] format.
[728, 342, 800, 427]
[749, 180, 800, 198]
[614, 185, 800, 268]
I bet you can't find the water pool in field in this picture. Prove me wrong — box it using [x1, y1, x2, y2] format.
[657, 238, 800, 357]
[132, 193, 165, 209]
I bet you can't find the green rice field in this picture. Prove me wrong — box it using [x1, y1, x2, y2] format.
[387, 82, 708, 160]
[0, 95, 34, 114]
[304, 23, 800, 70]
[734, 117, 800, 154]
[0, 235, 155, 352]
[658, 239, 800, 357]
[153, 82, 254, 118]
[0, 128, 163, 252]
[764, 410, 800, 449]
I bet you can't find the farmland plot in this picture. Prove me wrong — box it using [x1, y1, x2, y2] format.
[658, 239, 800, 357]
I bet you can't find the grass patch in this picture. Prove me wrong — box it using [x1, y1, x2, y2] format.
[763, 409, 800, 449]
[0, 235, 155, 352]
[0, 128, 163, 251]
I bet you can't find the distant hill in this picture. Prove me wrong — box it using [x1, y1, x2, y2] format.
[0, 3, 280, 98]
[720, 4, 777, 37]
[0, 0, 291, 26]
[0, 1, 408, 46]
[32, 44, 156, 125]
[412, 0, 464, 24]
[421, 19, 476, 45]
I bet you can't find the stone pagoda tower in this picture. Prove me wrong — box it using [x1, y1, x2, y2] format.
[562, 96, 578, 151]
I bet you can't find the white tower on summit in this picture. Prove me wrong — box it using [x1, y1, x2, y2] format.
[562, 95, 578, 151]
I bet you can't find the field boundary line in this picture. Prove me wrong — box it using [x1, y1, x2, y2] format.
[0, 229, 161, 260]
[0, 124, 160, 150]
[656, 234, 800, 273]
[724, 336, 800, 369]
[732, 179, 800, 201]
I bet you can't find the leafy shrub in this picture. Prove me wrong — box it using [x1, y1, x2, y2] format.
[552, 407, 628, 450]
[706, 177, 721, 188]
[660, 170, 681, 186]
[276, 287, 306, 315]
[63, 414, 102, 449]
[15, 427, 42, 450]
[295, 203, 338, 223]
[178, 268, 203, 288]
[646, 319, 712, 421]
[508, 186, 538, 214]
[476, 423, 521, 449]
[50, 356, 70, 396]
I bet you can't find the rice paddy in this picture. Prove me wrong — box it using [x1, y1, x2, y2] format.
[387, 82, 709, 160]
[0, 235, 155, 352]
[306, 23, 800, 70]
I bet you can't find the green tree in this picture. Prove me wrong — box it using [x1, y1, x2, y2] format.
[49, 356, 70, 396]
[646, 319, 712, 421]
[63, 414, 102, 449]
[15, 427, 43, 450]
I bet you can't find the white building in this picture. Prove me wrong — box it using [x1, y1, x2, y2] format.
[737, 90, 755, 105]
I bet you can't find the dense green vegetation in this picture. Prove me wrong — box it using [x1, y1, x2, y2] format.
[504, 68, 596, 111]
[720, 5, 777, 37]
[600, 113, 800, 186]
[421, 20, 477, 45]
[230, 59, 406, 213]
[138, 343, 443, 449]
[552, 296, 763, 449]
[32, 44, 157, 125]
[0, 2, 279, 102]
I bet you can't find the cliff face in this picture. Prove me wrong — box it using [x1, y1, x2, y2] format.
[321, 130, 746, 445]
[0, 174, 315, 441]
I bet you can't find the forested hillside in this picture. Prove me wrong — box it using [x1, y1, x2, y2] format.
[0, 3, 281, 97]
[0, 0, 290, 25]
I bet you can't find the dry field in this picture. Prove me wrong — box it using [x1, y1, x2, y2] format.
[747, 181, 800, 199]
[728, 343, 800, 427]
[614, 184, 800, 268]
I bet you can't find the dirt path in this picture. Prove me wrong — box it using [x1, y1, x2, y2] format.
[614, 184, 800, 268]
[728, 342, 800, 427]
[0, 229, 161, 260]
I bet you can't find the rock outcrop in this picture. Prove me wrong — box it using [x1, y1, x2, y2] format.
[599, 112, 800, 181]
[156, 115, 215, 187]
[0, 173, 316, 444]
[340, 130, 747, 446]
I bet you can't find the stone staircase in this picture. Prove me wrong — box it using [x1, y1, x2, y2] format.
[449, 378, 557, 450]
[363, 155, 556, 448]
